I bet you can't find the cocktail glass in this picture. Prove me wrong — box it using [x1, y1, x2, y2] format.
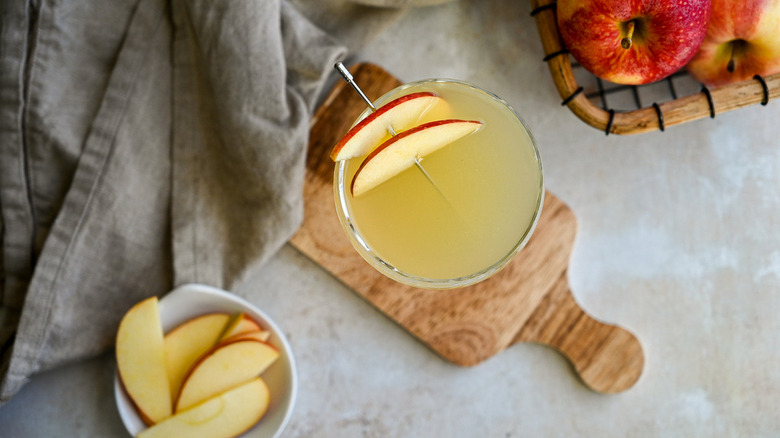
[332, 71, 544, 289]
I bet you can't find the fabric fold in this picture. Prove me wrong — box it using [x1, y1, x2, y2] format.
[170, 0, 347, 288]
[0, 0, 346, 405]
[1, 0, 174, 402]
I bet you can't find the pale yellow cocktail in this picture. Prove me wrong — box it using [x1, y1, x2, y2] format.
[333, 79, 543, 289]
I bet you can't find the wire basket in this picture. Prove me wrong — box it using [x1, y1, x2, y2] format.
[530, 0, 780, 135]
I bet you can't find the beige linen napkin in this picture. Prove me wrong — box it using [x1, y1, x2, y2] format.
[0, 0, 348, 404]
[0, 0, 449, 406]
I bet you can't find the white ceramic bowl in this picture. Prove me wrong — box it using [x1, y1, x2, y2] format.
[114, 283, 297, 437]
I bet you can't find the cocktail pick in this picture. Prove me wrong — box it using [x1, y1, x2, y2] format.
[335, 62, 382, 115]
[333, 62, 450, 200]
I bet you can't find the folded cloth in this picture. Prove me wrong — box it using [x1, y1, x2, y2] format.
[0, 0, 348, 404]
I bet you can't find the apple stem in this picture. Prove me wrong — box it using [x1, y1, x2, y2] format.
[725, 39, 749, 74]
[621, 20, 635, 50]
[727, 44, 737, 73]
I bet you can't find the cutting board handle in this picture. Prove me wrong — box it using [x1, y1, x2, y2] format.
[514, 273, 644, 393]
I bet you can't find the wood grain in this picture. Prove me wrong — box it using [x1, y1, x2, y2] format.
[289, 63, 644, 393]
[530, 0, 780, 135]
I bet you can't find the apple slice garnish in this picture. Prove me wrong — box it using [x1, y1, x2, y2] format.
[330, 91, 442, 161]
[137, 377, 271, 438]
[351, 119, 482, 196]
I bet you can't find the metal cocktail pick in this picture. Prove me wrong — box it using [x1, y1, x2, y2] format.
[335, 62, 381, 113]
[333, 62, 447, 198]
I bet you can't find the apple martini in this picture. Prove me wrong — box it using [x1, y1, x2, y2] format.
[331, 71, 544, 289]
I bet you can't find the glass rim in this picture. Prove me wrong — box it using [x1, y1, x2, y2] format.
[333, 78, 545, 290]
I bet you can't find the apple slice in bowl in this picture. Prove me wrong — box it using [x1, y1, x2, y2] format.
[163, 312, 233, 401]
[174, 338, 279, 413]
[115, 297, 172, 425]
[351, 119, 482, 196]
[137, 378, 272, 438]
[114, 284, 297, 438]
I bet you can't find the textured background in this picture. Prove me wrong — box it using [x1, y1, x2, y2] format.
[1, 0, 778, 436]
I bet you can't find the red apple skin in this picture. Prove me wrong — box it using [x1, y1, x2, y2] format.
[330, 91, 437, 161]
[557, 0, 711, 85]
[687, 0, 780, 86]
[350, 119, 481, 195]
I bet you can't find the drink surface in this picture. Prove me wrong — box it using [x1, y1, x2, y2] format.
[335, 80, 543, 284]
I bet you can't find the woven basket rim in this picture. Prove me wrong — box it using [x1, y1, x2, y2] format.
[530, 0, 780, 135]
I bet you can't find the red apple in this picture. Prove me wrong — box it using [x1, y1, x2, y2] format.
[556, 0, 711, 85]
[330, 92, 443, 161]
[351, 119, 482, 197]
[687, 0, 780, 86]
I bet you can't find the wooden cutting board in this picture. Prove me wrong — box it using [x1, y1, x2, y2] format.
[289, 63, 644, 393]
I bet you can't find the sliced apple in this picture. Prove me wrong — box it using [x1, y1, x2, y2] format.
[217, 312, 262, 341]
[225, 329, 271, 343]
[164, 313, 232, 400]
[138, 377, 271, 438]
[175, 339, 279, 412]
[351, 119, 482, 196]
[330, 91, 443, 161]
[115, 297, 172, 425]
